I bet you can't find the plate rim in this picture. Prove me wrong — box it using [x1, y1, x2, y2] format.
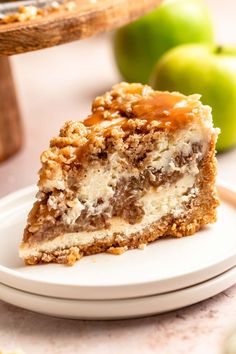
[0, 265, 236, 319]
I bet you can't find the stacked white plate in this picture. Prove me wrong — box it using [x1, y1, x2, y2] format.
[0, 183, 236, 320]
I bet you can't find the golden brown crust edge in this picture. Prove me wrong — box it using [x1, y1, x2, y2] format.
[23, 136, 219, 266]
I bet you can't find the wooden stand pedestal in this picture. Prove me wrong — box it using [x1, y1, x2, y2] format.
[0, 56, 22, 162]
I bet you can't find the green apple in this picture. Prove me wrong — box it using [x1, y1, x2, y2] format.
[113, 0, 214, 84]
[151, 44, 236, 151]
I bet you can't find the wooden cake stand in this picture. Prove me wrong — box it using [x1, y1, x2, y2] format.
[0, 0, 159, 162]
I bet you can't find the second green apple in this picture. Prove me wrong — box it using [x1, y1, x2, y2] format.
[114, 0, 214, 84]
[151, 44, 236, 151]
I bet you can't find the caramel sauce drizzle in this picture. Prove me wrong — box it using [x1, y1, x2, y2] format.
[131, 93, 197, 129]
[83, 92, 198, 132]
[83, 112, 105, 127]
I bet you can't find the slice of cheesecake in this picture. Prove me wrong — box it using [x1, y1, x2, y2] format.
[20, 82, 219, 265]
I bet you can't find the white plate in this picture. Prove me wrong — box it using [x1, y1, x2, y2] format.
[1, 265, 236, 320]
[0, 184, 235, 300]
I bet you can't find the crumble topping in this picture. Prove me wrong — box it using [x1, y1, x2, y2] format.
[0, 0, 78, 24]
[38, 83, 212, 188]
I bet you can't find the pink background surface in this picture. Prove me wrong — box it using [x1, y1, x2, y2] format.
[0, 0, 236, 353]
